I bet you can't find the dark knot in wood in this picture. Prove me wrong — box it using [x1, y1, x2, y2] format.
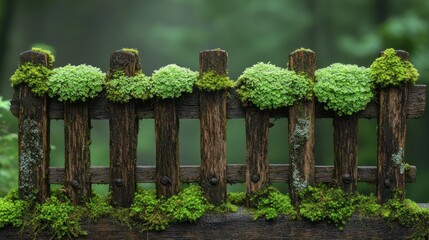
[251, 174, 260, 183]
[114, 179, 123, 188]
[384, 179, 392, 188]
[342, 174, 351, 184]
[160, 176, 171, 186]
[71, 180, 80, 189]
[208, 177, 219, 186]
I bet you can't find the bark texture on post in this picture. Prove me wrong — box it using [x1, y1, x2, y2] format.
[377, 50, 409, 203]
[108, 50, 140, 207]
[64, 102, 91, 205]
[199, 50, 228, 205]
[154, 99, 180, 198]
[288, 50, 316, 206]
[245, 107, 270, 201]
[333, 114, 358, 193]
[17, 50, 51, 203]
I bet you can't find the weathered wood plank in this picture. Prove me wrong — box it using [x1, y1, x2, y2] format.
[333, 114, 358, 193]
[64, 102, 91, 205]
[49, 165, 417, 184]
[0, 212, 419, 240]
[10, 85, 426, 120]
[199, 49, 228, 205]
[245, 107, 270, 199]
[108, 50, 139, 207]
[154, 99, 180, 198]
[17, 50, 50, 203]
[377, 50, 409, 203]
[288, 49, 316, 205]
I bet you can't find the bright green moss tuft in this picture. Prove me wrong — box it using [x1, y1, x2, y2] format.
[314, 63, 374, 116]
[10, 63, 51, 96]
[235, 62, 313, 110]
[47, 64, 105, 102]
[151, 64, 199, 99]
[0, 192, 28, 228]
[122, 48, 139, 56]
[249, 185, 295, 220]
[31, 47, 55, 68]
[195, 71, 234, 91]
[227, 192, 246, 205]
[86, 194, 113, 221]
[370, 48, 419, 88]
[292, 47, 314, 54]
[105, 71, 152, 103]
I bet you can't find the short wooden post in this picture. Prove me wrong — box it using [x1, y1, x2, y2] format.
[333, 114, 358, 193]
[245, 107, 269, 203]
[64, 102, 91, 205]
[288, 50, 316, 206]
[154, 98, 180, 198]
[377, 50, 409, 203]
[199, 49, 228, 205]
[17, 50, 51, 203]
[108, 50, 140, 207]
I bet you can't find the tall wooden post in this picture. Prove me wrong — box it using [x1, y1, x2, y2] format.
[154, 98, 180, 198]
[199, 49, 228, 205]
[64, 101, 91, 205]
[17, 50, 51, 203]
[333, 114, 358, 193]
[377, 50, 409, 203]
[108, 50, 140, 207]
[288, 49, 316, 206]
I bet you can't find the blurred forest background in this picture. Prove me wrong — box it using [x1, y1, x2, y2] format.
[0, 0, 428, 202]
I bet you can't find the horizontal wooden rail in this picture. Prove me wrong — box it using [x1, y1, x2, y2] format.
[48, 164, 416, 184]
[10, 85, 425, 120]
[1, 211, 421, 240]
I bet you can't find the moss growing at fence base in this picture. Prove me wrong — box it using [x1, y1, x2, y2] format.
[1, 185, 428, 239]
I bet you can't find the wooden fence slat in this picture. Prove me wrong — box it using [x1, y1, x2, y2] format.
[333, 114, 358, 193]
[288, 50, 316, 205]
[17, 50, 51, 203]
[377, 50, 409, 203]
[199, 49, 228, 205]
[154, 99, 180, 198]
[64, 102, 91, 205]
[245, 107, 269, 201]
[108, 50, 140, 207]
[48, 164, 417, 184]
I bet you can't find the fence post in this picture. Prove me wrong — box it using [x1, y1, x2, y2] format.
[377, 50, 409, 203]
[17, 50, 51, 203]
[154, 98, 180, 198]
[64, 100, 91, 205]
[199, 49, 228, 205]
[108, 50, 140, 207]
[333, 114, 358, 193]
[288, 49, 316, 206]
[245, 107, 269, 204]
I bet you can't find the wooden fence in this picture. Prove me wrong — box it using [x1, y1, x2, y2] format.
[6, 48, 427, 238]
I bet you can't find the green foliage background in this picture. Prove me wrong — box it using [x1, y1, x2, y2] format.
[0, 0, 428, 202]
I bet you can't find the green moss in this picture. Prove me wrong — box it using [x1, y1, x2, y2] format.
[195, 71, 234, 91]
[208, 202, 238, 214]
[249, 186, 295, 220]
[314, 63, 374, 116]
[105, 71, 152, 103]
[86, 194, 113, 221]
[47, 64, 105, 102]
[31, 47, 55, 68]
[0, 190, 28, 228]
[227, 192, 246, 205]
[235, 62, 313, 110]
[370, 48, 419, 88]
[292, 48, 314, 54]
[122, 48, 139, 56]
[10, 63, 51, 96]
[151, 64, 199, 99]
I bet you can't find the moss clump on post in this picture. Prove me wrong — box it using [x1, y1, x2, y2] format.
[121, 48, 139, 56]
[47, 64, 105, 102]
[314, 63, 374, 116]
[235, 62, 313, 110]
[195, 71, 234, 91]
[105, 71, 152, 103]
[150, 64, 199, 99]
[370, 48, 419, 88]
